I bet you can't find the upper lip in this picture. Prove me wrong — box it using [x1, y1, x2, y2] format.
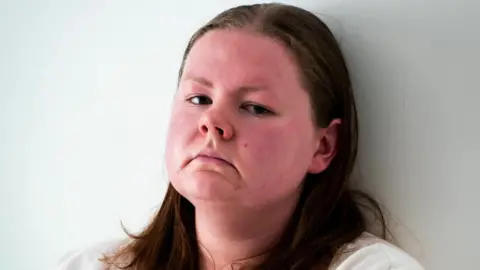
[192, 148, 233, 167]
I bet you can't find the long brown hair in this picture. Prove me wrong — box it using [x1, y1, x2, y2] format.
[102, 3, 386, 269]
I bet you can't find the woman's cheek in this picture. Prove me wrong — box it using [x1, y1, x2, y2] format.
[167, 109, 196, 154]
[170, 105, 198, 132]
[244, 125, 288, 161]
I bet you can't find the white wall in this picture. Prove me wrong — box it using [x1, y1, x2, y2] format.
[1, 1, 478, 269]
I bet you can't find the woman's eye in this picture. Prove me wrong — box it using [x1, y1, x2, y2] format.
[243, 104, 274, 116]
[186, 95, 212, 105]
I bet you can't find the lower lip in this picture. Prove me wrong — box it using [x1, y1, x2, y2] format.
[194, 156, 231, 166]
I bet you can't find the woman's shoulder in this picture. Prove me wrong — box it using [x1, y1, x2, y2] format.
[330, 233, 424, 270]
[56, 238, 128, 270]
[56, 233, 424, 270]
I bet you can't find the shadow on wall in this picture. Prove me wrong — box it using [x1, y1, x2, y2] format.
[309, 1, 480, 269]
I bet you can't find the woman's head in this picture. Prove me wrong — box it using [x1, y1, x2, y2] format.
[166, 3, 355, 211]
[105, 4, 384, 270]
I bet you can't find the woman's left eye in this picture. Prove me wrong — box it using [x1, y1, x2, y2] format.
[242, 104, 274, 116]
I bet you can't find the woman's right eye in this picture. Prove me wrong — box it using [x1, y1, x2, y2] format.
[186, 95, 212, 105]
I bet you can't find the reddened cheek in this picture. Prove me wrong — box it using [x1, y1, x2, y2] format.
[243, 127, 287, 165]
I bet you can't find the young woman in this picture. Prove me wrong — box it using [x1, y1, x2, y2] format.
[58, 3, 424, 270]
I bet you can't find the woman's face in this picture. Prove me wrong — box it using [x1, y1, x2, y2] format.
[166, 29, 324, 208]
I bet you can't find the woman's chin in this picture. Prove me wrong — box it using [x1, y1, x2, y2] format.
[172, 172, 239, 202]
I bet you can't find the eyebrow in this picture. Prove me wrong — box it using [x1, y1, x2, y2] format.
[184, 75, 268, 93]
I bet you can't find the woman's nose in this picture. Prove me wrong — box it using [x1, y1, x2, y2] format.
[198, 110, 234, 141]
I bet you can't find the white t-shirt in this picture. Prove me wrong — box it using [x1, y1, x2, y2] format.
[56, 233, 424, 269]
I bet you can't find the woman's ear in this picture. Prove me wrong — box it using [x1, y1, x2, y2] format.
[307, 119, 341, 174]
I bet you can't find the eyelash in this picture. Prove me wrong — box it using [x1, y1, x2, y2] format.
[185, 95, 274, 116]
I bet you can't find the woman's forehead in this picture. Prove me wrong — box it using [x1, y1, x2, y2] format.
[183, 29, 302, 90]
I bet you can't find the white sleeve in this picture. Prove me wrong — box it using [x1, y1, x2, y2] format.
[55, 239, 123, 270]
[334, 243, 425, 270]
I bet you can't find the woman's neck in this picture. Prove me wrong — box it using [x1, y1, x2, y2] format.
[195, 195, 299, 270]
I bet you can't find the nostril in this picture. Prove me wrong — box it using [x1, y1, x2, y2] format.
[216, 127, 224, 136]
[201, 125, 208, 134]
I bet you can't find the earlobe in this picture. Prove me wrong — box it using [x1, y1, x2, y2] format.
[307, 119, 341, 174]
